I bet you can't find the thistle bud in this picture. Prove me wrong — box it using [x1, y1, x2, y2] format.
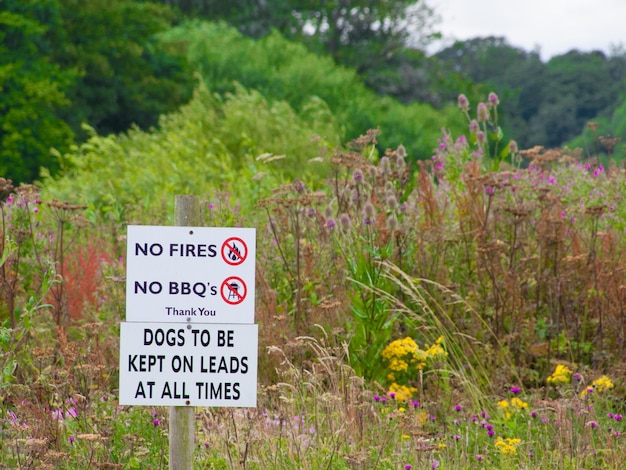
[396, 144, 407, 159]
[476, 131, 486, 145]
[386, 195, 398, 211]
[386, 214, 398, 232]
[488, 92, 499, 107]
[339, 213, 351, 232]
[509, 140, 518, 154]
[363, 201, 375, 220]
[477, 103, 489, 123]
[457, 94, 470, 112]
[469, 119, 479, 135]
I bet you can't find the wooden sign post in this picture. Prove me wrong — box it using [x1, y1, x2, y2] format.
[170, 195, 198, 470]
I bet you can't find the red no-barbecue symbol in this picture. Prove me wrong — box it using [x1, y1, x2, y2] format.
[220, 276, 247, 305]
[221, 237, 248, 266]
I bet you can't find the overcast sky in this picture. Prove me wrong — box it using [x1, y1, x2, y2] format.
[427, 0, 626, 60]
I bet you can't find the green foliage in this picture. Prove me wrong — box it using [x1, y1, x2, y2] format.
[0, 0, 75, 183]
[42, 82, 341, 223]
[159, 21, 463, 160]
[54, 0, 194, 138]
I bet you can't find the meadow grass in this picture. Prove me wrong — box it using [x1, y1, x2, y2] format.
[3, 95, 626, 468]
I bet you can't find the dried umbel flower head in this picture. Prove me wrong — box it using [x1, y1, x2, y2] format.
[457, 94, 470, 112]
[292, 179, 305, 194]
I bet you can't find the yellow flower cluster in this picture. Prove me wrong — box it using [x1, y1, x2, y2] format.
[581, 375, 614, 398]
[495, 437, 521, 455]
[389, 383, 417, 401]
[497, 397, 528, 419]
[382, 336, 448, 373]
[547, 364, 572, 385]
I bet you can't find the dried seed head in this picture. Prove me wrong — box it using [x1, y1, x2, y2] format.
[292, 179, 305, 194]
[324, 205, 333, 219]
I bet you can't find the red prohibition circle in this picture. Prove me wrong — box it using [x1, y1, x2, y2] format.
[221, 237, 248, 266]
[220, 276, 247, 305]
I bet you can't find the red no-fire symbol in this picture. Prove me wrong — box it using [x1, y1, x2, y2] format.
[220, 276, 247, 305]
[221, 237, 248, 266]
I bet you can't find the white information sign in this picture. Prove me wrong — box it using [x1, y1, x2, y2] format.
[119, 322, 258, 407]
[125, 225, 256, 323]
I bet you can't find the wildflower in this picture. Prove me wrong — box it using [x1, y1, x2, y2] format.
[404, 465, 412, 470]
[476, 455, 483, 461]
[547, 364, 572, 385]
[477, 103, 489, 122]
[352, 168, 364, 182]
[509, 386, 521, 394]
[495, 437, 521, 455]
[587, 421, 598, 429]
[153, 419, 160, 426]
[509, 140, 518, 154]
[485, 185, 495, 196]
[325, 218, 336, 229]
[69, 436, 75, 443]
[454, 405, 463, 412]
[374, 395, 381, 402]
[457, 94, 470, 112]
[454, 434, 461, 441]
[581, 376, 614, 398]
[511, 397, 528, 410]
[411, 401, 420, 408]
[469, 119, 479, 135]
[431, 458, 440, 469]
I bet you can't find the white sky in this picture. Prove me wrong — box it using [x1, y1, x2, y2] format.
[427, 0, 626, 60]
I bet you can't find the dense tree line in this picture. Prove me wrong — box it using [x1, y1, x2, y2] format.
[1, 0, 193, 183]
[4, 0, 626, 183]
[435, 37, 626, 155]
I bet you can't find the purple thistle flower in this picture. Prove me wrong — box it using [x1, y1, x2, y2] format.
[510, 386, 521, 394]
[153, 419, 160, 426]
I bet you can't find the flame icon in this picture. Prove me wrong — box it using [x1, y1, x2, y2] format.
[228, 244, 241, 261]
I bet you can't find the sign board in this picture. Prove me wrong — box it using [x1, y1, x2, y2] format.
[119, 322, 258, 407]
[125, 225, 256, 323]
